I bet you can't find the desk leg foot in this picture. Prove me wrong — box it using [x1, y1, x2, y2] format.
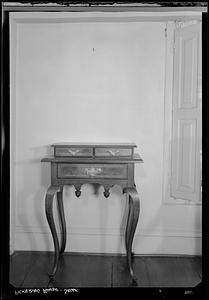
[45, 186, 61, 277]
[124, 187, 140, 281]
[57, 187, 66, 254]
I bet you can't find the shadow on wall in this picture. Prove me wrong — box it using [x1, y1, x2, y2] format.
[61, 183, 126, 253]
[15, 145, 52, 251]
[97, 184, 126, 254]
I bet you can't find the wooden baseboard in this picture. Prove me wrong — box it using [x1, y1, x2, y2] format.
[10, 250, 202, 259]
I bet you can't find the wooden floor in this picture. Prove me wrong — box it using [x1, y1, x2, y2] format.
[10, 252, 202, 288]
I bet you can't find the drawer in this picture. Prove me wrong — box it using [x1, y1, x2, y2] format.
[95, 148, 132, 157]
[57, 164, 127, 179]
[55, 147, 92, 157]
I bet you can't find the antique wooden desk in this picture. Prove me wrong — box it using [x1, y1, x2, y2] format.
[41, 142, 143, 282]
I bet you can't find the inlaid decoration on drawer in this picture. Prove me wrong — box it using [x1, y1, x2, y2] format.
[95, 148, 132, 157]
[57, 164, 128, 179]
[55, 147, 92, 157]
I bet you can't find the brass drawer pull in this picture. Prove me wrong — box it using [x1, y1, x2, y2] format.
[107, 150, 120, 156]
[68, 149, 80, 156]
[84, 167, 102, 177]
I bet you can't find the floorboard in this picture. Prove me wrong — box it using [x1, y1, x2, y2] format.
[190, 256, 202, 279]
[20, 252, 51, 288]
[145, 257, 182, 287]
[9, 252, 202, 288]
[175, 257, 202, 287]
[48, 254, 112, 287]
[9, 252, 37, 287]
[112, 256, 150, 287]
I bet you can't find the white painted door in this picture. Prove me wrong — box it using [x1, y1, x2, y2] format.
[171, 23, 202, 202]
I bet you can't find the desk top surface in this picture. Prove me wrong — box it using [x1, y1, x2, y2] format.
[51, 142, 137, 148]
[41, 153, 143, 163]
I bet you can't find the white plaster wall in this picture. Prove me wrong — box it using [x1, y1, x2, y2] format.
[10, 13, 202, 255]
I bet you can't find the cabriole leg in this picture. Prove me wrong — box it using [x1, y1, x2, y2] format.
[125, 196, 133, 255]
[123, 186, 140, 282]
[57, 186, 66, 254]
[45, 185, 61, 278]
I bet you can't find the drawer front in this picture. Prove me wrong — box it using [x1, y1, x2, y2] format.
[95, 148, 132, 157]
[57, 164, 127, 179]
[55, 147, 92, 157]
